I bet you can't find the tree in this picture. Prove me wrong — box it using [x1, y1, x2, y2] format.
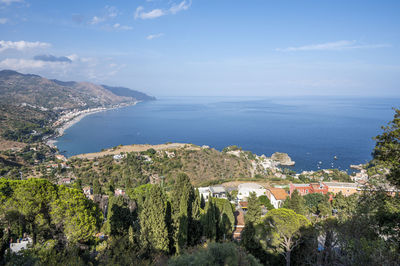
[258, 195, 274, 210]
[189, 188, 202, 245]
[105, 196, 135, 236]
[139, 185, 169, 254]
[245, 192, 261, 224]
[264, 208, 310, 266]
[373, 108, 400, 188]
[50, 186, 102, 243]
[202, 199, 217, 241]
[171, 173, 194, 253]
[283, 190, 306, 215]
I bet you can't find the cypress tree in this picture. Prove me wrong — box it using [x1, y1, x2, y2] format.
[245, 192, 262, 224]
[139, 185, 169, 253]
[171, 173, 194, 254]
[202, 199, 217, 240]
[189, 188, 202, 245]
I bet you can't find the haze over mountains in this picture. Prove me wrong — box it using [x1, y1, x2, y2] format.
[0, 70, 155, 110]
[0, 69, 155, 147]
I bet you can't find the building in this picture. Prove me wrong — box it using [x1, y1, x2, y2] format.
[10, 237, 32, 253]
[324, 182, 359, 196]
[198, 186, 227, 201]
[237, 183, 266, 201]
[113, 154, 125, 160]
[289, 182, 329, 196]
[266, 188, 289, 209]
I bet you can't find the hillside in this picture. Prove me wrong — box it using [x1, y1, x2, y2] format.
[101, 85, 156, 101]
[0, 70, 155, 147]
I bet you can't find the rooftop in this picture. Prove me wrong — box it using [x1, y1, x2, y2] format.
[268, 188, 289, 200]
[238, 183, 264, 190]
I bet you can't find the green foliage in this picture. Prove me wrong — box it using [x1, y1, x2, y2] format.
[373, 108, 400, 188]
[139, 185, 169, 254]
[283, 190, 307, 215]
[258, 195, 274, 210]
[303, 193, 331, 215]
[168, 242, 261, 266]
[171, 173, 194, 253]
[105, 196, 136, 236]
[264, 208, 310, 266]
[245, 192, 262, 224]
[0, 178, 101, 247]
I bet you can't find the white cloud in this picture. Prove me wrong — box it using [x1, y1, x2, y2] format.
[0, 40, 51, 52]
[113, 23, 133, 30]
[90, 16, 104, 25]
[276, 40, 391, 52]
[66, 54, 79, 62]
[0, 58, 68, 70]
[135, 1, 191, 20]
[0, 18, 8, 24]
[90, 6, 119, 25]
[169, 0, 191, 14]
[146, 33, 164, 40]
[135, 6, 165, 20]
[0, 0, 23, 5]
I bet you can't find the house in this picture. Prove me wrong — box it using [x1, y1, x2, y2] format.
[266, 188, 289, 209]
[289, 182, 329, 196]
[237, 183, 266, 201]
[10, 237, 32, 253]
[197, 186, 227, 201]
[55, 154, 67, 161]
[114, 188, 126, 196]
[209, 186, 227, 199]
[113, 154, 125, 160]
[83, 186, 93, 197]
[324, 182, 359, 196]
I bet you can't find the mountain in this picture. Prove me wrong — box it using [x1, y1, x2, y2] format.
[102, 85, 156, 101]
[0, 69, 155, 146]
[0, 70, 154, 110]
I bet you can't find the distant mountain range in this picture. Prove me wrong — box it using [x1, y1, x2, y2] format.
[0, 70, 155, 110]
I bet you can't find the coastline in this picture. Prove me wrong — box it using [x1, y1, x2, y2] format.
[46, 101, 139, 148]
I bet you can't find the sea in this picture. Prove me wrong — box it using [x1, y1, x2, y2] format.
[55, 96, 399, 173]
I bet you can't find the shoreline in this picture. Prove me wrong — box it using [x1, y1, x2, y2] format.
[46, 101, 139, 148]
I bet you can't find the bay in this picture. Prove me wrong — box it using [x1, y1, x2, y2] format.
[55, 96, 399, 172]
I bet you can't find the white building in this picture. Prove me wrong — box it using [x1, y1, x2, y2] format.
[237, 183, 266, 201]
[10, 237, 32, 253]
[266, 188, 288, 209]
[198, 186, 227, 201]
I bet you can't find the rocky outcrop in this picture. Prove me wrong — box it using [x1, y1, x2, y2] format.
[271, 152, 295, 166]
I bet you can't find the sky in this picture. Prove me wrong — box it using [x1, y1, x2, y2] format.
[0, 0, 400, 97]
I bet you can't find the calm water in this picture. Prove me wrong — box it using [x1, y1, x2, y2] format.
[56, 96, 399, 172]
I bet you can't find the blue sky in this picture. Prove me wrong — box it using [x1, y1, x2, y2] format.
[0, 0, 399, 97]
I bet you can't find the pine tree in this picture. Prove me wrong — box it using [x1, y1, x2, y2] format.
[139, 185, 169, 253]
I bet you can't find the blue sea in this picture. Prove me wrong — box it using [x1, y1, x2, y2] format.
[56, 96, 399, 172]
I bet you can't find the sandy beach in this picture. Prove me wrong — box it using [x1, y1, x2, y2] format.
[46, 102, 138, 148]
